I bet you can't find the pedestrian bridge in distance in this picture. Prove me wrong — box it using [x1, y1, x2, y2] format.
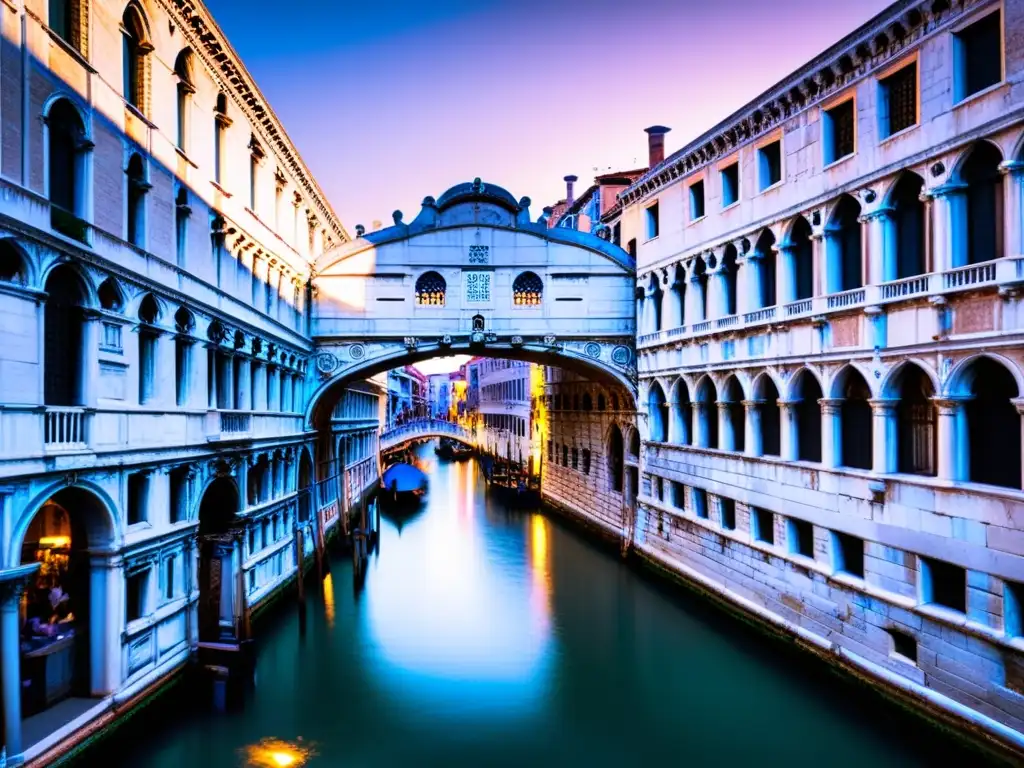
[307, 179, 637, 427]
[380, 419, 475, 453]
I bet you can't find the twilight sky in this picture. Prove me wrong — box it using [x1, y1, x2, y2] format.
[206, 0, 891, 234]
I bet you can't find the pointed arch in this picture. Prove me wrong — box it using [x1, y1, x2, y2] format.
[98, 276, 125, 311]
[0, 239, 30, 285]
[607, 422, 624, 493]
[668, 377, 692, 446]
[647, 381, 668, 442]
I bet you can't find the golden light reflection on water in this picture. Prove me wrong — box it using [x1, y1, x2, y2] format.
[529, 514, 552, 631]
[241, 738, 314, 767]
[322, 572, 335, 629]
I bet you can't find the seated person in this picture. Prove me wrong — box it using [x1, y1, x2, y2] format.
[23, 591, 58, 640]
[49, 586, 74, 623]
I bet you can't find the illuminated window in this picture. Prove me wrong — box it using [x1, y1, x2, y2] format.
[415, 271, 446, 306]
[513, 271, 543, 306]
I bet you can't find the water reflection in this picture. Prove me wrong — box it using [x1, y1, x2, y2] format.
[529, 514, 552, 633]
[321, 572, 335, 629]
[241, 738, 314, 767]
[364, 443, 555, 716]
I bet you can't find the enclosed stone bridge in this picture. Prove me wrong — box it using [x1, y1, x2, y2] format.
[306, 179, 637, 426]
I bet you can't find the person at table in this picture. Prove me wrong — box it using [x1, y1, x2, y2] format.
[23, 589, 58, 640]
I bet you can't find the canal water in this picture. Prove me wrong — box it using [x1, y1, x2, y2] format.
[95, 441, 998, 767]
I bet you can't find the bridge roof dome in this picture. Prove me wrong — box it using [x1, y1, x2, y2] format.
[435, 178, 521, 213]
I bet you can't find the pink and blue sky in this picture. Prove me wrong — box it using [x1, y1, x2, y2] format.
[207, 0, 891, 232]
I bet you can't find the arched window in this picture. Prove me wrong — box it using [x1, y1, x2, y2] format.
[723, 376, 745, 452]
[691, 256, 709, 321]
[961, 142, 1004, 265]
[582, 393, 593, 411]
[647, 383, 668, 442]
[828, 194, 863, 293]
[837, 367, 872, 470]
[513, 271, 543, 305]
[789, 216, 814, 301]
[415, 271, 446, 306]
[669, 380, 692, 446]
[44, 265, 86, 406]
[890, 173, 926, 279]
[0, 241, 27, 284]
[964, 358, 1020, 489]
[793, 370, 823, 463]
[138, 294, 160, 404]
[716, 246, 737, 317]
[598, 393, 606, 411]
[755, 228, 777, 309]
[174, 49, 194, 151]
[126, 153, 148, 247]
[756, 375, 782, 457]
[894, 364, 936, 476]
[98, 277, 124, 311]
[121, 5, 150, 113]
[47, 98, 88, 240]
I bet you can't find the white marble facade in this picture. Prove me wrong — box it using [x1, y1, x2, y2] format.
[624, 0, 1024, 750]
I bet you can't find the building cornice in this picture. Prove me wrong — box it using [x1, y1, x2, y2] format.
[620, 0, 990, 208]
[164, 0, 349, 247]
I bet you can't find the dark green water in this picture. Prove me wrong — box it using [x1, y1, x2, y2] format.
[97, 442, 996, 767]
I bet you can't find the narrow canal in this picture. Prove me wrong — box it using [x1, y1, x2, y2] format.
[94, 441, 996, 767]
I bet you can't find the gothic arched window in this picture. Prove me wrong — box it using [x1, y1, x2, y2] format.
[416, 271, 446, 306]
[513, 271, 543, 306]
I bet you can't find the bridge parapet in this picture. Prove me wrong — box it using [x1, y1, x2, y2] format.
[380, 419, 475, 452]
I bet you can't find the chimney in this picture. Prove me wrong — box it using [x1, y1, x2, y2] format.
[644, 126, 671, 168]
[564, 175, 578, 207]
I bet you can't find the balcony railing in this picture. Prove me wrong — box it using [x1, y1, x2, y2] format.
[221, 412, 252, 433]
[206, 410, 252, 441]
[44, 407, 87, 450]
[637, 257, 1024, 348]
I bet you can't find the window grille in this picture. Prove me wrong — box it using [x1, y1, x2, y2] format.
[513, 271, 543, 306]
[415, 271, 446, 306]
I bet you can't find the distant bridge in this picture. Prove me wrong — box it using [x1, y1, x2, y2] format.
[380, 418, 475, 453]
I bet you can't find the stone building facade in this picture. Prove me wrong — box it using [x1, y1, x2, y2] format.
[0, 0, 380, 764]
[623, 0, 1024, 749]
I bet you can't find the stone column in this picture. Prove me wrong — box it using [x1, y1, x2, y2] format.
[777, 244, 797, 305]
[220, 352, 234, 410]
[779, 401, 799, 461]
[693, 402, 708, 448]
[707, 264, 728, 320]
[155, 330, 177, 408]
[0, 564, 39, 760]
[251, 361, 267, 411]
[686, 270, 706, 323]
[81, 310, 102, 407]
[933, 184, 969, 272]
[743, 400, 763, 457]
[861, 209, 895, 285]
[745, 251, 764, 311]
[819, 398, 842, 469]
[661, 271, 682, 330]
[869, 399, 898, 474]
[91, 555, 122, 695]
[292, 373, 304, 413]
[282, 372, 294, 413]
[717, 402, 734, 451]
[205, 346, 217, 409]
[1000, 161, 1024, 259]
[934, 398, 967, 482]
[810, 231, 826, 296]
[235, 356, 252, 411]
[268, 365, 280, 412]
[823, 229, 843, 295]
[641, 291, 658, 334]
[668, 398, 689, 445]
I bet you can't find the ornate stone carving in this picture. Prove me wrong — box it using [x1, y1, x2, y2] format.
[404, 337, 418, 351]
[584, 342, 602, 359]
[347, 343, 366, 361]
[510, 336, 524, 346]
[611, 345, 632, 366]
[315, 352, 339, 376]
[439, 334, 453, 347]
[544, 334, 557, 347]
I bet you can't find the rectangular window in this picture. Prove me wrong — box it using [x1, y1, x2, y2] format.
[612, 222, 621, 246]
[571, 448, 579, 470]
[138, 330, 157, 404]
[164, 556, 176, 601]
[126, 569, 148, 623]
[719, 498, 736, 531]
[547, 440, 553, 462]
[671, 482, 686, 510]
[721, 162, 739, 207]
[214, 121, 225, 184]
[693, 488, 708, 519]
[954, 11, 1002, 102]
[1006, 581, 1024, 638]
[562, 445, 568, 466]
[645, 202, 660, 240]
[787, 518, 814, 558]
[887, 628, 918, 663]
[175, 338, 189, 407]
[879, 62, 918, 138]
[833, 532, 865, 578]
[249, 156, 258, 211]
[581, 449, 591, 475]
[823, 99, 855, 165]
[169, 466, 189, 524]
[127, 471, 148, 525]
[689, 180, 705, 220]
[757, 141, 782, 190]
[920, 556, 966, 613]
[752, 507, 774, 545]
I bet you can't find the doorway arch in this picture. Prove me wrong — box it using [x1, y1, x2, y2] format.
[196, 476, 241, 642]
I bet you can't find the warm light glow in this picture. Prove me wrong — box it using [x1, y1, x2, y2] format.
[37, 536, 71, 548]
[529, 514, 552, 633]
[242, 739, 313, 768]
[322, 572, 335, 629]
[530, 363, 547, 477]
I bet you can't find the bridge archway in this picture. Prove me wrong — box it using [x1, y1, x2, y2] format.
[310, 178, 637, 428]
